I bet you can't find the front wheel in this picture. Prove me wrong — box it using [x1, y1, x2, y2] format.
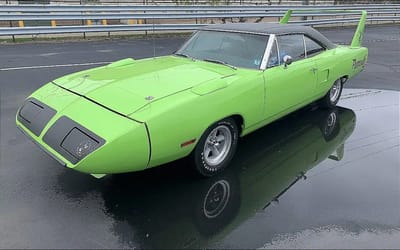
[320, 79, 343, 108]
[192, 118, 239, 177]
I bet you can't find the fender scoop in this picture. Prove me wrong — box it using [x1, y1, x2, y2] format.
[107, 58, 135, 68]
[191, 78, 229, 95]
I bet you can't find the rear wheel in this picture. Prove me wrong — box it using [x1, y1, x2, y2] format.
[192, 118, 238, 177]
[319, 109, 340, 142]
[320, 79, 343, 108]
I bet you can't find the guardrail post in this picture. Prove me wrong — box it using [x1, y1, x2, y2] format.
[85, 19, 92, 39]
[16, 19, 24, 42]
[102, 19, 109, 37]
[8, 20, 15, 42]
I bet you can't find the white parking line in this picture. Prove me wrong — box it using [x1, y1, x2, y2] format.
[0, 61, 111, 71]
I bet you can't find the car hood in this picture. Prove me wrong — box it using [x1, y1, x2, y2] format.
[53, 56, 234, 116]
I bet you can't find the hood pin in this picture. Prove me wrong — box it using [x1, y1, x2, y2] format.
[145, 96, 154, 101]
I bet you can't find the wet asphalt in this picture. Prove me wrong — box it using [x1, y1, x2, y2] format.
[0, 24, 399, 248]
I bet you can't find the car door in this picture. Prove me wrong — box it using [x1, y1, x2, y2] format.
[303, 35, 331, 96]
[263, 34, 318, 119]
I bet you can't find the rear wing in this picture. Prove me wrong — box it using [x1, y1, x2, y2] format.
[279, 9, 367, 48]
[350, 10, 367, 48]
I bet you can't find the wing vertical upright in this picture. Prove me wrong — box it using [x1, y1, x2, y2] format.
[280, 9, 292, 24]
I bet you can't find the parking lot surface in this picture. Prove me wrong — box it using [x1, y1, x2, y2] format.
[0, 25, 399, 248]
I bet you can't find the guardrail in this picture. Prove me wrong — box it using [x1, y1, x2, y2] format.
[2, 4, 400, 11]
[0, 0, 359, 5]
[0, 4, 399, 38]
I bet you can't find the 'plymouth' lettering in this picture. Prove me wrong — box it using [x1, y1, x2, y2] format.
[352, 56, 367, 70]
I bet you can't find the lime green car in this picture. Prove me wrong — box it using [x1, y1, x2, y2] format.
[16, 10, 368, 178]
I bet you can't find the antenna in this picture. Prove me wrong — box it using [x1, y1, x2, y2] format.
[152, 18, 156, 58]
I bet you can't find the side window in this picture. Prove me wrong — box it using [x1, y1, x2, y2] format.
[267, 40, 279, 68]
[304, 36, 325, 58]
[276, 34, 305, 63]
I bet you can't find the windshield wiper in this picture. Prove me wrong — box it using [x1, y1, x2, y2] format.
[174, 52, 190, 58]
[174, 52, 197, 61]
[203, 58, 237, 70]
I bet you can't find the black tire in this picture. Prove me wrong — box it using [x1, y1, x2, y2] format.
[319, 109, 340, 142]
[192, 118, 239, 177]
[320, 79, 343, 108]
[192, 173, 241, 236]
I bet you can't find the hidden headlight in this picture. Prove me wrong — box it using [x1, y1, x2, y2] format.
[17, 98, 56, 136]
[43, 116, 105, 164]
[61, 128, 100, 161]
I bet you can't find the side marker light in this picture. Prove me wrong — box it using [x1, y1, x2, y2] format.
[181, 139, 196, 148]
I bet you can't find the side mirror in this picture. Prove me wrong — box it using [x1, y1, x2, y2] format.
[283, 55, 293, 68]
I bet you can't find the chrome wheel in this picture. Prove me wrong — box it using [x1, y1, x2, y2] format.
[329, 80, 342, 103]
[203, 125, 232, 167]
[193, 118, 238, 177]
[324, 111, 337, 135]
[203, 180, 230, 219]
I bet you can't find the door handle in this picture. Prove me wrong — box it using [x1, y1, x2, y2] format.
[310, 68, 318, 74]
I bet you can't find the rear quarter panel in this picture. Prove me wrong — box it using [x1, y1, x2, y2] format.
[315, 45, 368, 97]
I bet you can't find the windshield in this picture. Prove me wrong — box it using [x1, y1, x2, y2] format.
[176, 30, 269, 70]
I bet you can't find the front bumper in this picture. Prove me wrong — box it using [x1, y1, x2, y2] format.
[17, 125, 67, 168]
[16, 84, 150, 175]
